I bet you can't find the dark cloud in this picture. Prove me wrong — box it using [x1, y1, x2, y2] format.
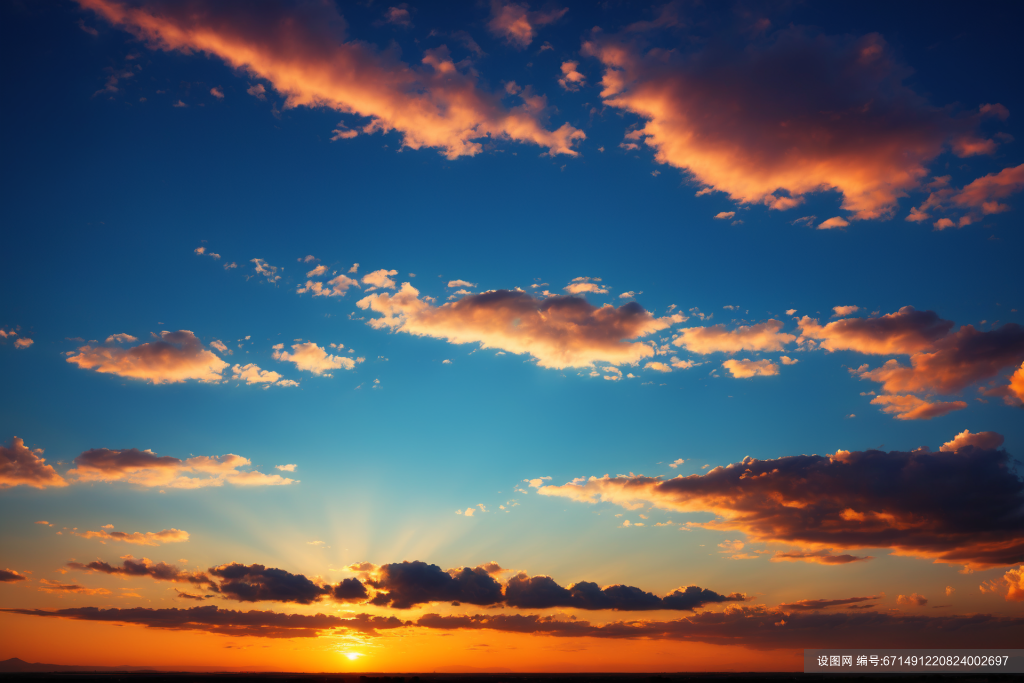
[369, 561, 504, 609]
[779, 596, 881, 610]
[0, 569, 27, 583]
[175, 590, 214, 601]
[772, 550, 873, 565]
[417, 606, 1024, 650]
[503, 574, 742, 611]
[1, 606, 404, 639]
[209, 563, 328, 604]
[68, 556, 217, 591]
[0, 436, 68, 489]
[539, 439, 1024, 570]
[331, 577, 369, 602]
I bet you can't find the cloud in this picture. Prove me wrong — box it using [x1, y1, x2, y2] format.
[446, 279, 477, 289]
[72, 527, 190, 546]
[357, 284, 684, 369]
[644, 361, 672, 373]
[209, 563, 330, 604]
[209, 340, 230, 354]
[0, 437, 68, 489]
[368, 561, 504, 609]
[246, 83, 266, 100]
[0, 569, 27, 583]
[558, 61, 585, 91]
[674, 320, 794, 354]
[82, 0, 584, 158]
[722, 359, 779, 378]
[980, 565, 1024, 603]
[581, 22, 1000, 223]
[798, 307, 953, 354]
[275, 464, 297, 472]
[66, 330, 229, 384]
[383, 6, 411, 28]
[297, 273, 360, 298]
[668, 459, 685, 469]
[503, 574, 744, 612]
[818, 217, 849, 230]
[914, 163, 1024, 226]
[868, 393, 967, 421]
[231, 363, 285, 385]
[416, 606, 1023, 649]
[980, 362, 1024, 406]
[66, 448, 296, 488]
[832, 306, 860, 317]
[362, 269, 399, 290]
[272, 342, 359, 374]
[713, 211, 735, 220]
[11, 337, 33, 349]
[210, 86, 224, 98]
[1, 605, 403, 639]
[250, 258, 280, 282]
[38, 579, 111, 595]
[779, 356, 798, 365]
[779, 596, 881, 610]
[536, 439, 1024, 570]
[306, 264, 328, 278]
[564, 280, 609, 295]
[487, 1, 567, 50]
[771, 550, 872, 565]
[896, 593, 928, 607]
[856, 323, 1024, 395]
[940, 429, 1004, 452]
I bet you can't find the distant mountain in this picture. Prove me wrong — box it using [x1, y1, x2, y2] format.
[0, 658, 156, 673]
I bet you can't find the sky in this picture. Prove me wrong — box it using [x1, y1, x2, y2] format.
[1, 0, 1023, 674]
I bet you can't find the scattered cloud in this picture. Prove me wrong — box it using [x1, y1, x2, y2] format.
[273, 342, 361, 374]
[558, 61, 585, 91]
[896, 593, 928, 607]
[832, 306, 860, 318]
[66, 447, 296, 488]
[722, 359, 779, 378]
[72, 527, 190, 546]
[674, 320, 794, 354]
[487, 1, 567, 50]
[362, 269, 399, 291]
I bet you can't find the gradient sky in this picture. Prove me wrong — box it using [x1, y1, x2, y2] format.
[1, 0, 1023, 673]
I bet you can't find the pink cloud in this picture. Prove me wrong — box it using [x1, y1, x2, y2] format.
[357, 284, 684, 369]
[67, 447, 296, 488]
[81, 0, 583, 159]
[558, 61, 585, 91]
[869, 394, 967, 421]
[940, 429, 1004, 453]
[66, 330, 229, 384]
[915, 163, 1024, 226]
[272, 342, 360, 375]
[798, 307, 953, 355]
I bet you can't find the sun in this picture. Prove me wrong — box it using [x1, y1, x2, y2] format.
[342, 652, 362, 662]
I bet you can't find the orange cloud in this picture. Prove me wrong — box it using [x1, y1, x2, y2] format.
[231, 363, 285, 385]
[536, 437, 1024, 570]
[80, 0, 583, 158]
[66, 330, 228, 384]
[674, 320, 794, 354]
[722, 359, 779, 378]
[770, 550, 872, 565]
[940, 429, 1004, 452]
[66, 447, 296, 488]
[798, 307, 953, 354]
[72, 527, 190, 546]
[914, 163, 1024, 226]
[272, 342, 360, 375]
[297, 273, 360, 298]
[0, 437, 68, 489]
[581, 24, 998, 222]
[869, 394, 966, 421]
[357, 284, 684, 369]
[487, 1, 567, 50]
[856, 323, 1024, 395]
[0, 569, 27, 583]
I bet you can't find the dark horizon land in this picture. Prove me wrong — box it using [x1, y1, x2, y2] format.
[1, 0, 1022, 674]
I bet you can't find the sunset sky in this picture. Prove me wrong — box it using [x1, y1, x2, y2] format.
[1, 0, 1023, 673]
